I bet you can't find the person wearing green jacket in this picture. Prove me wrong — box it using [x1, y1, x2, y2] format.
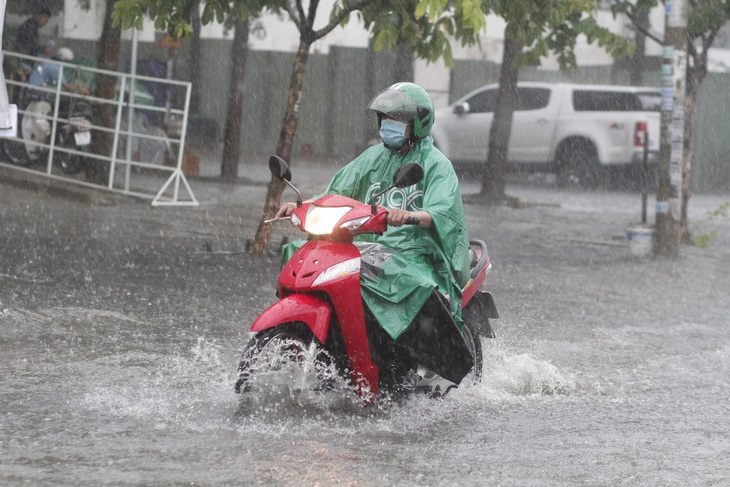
[276, 82, 472, 387]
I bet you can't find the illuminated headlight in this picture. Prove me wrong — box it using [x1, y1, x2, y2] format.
[304, 205, 352, 235]
[339, 216, 371, 231]
[313, 257, 361, 286]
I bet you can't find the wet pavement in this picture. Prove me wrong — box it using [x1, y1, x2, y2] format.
[1, 151, 730, 486]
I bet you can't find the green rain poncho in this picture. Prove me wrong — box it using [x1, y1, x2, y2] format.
[283, 137, 471, 340]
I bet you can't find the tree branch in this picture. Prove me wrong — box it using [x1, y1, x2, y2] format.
[296, 0, 306, 27]
[610, 0, 664, 46]
[306, 0, 320, 31]
[283, 0, 301, 29]
[313, 0, 374, 41]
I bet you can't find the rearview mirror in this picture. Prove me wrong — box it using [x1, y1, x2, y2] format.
[268, 155, 302, 206]
[269, 155, 291, 181]
[393, 163, 424, 188]
[368, 163, 423, 213]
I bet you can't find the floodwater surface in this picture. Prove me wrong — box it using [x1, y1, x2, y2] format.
[1, 177, 729, 486]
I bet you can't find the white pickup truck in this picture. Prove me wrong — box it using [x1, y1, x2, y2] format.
[431, 82, 660, 186]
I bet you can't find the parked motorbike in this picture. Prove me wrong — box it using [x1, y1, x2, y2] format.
[1, 82, 91, 175]
[235, 156, 499, 405]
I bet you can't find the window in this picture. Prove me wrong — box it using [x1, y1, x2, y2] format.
[573, 90, 643, 112]
[636, 91, 661, 112]
[516, 88, 551, 111]
[465, 89, 497, 113]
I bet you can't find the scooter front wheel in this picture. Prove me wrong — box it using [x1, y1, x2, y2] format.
[235, 323, 328, 394]
[1, 138, 30, 166]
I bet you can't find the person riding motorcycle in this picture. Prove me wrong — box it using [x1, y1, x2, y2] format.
[275, 82, 472, 388]
[28, 47, 88, 96]
[13, 46, 90, 170]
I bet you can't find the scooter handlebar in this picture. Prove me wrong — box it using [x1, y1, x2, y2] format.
[264, 216, 291, 224]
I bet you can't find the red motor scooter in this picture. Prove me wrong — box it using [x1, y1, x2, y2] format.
[235, 156, 498, 405]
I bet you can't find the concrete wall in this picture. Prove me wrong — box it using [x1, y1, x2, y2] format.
[29, 36, 730, 191]
[693, 73, 730, 192]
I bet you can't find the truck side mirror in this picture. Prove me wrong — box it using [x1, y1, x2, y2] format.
[453, 103, 469, 116]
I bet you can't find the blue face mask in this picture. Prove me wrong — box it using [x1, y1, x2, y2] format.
[379, 119, 408, 149]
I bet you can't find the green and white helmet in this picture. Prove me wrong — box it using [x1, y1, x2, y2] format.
[366, 82, 434, 139]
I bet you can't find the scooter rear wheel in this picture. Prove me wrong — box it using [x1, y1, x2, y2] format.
[55, 136, 87, 175]
[235, 323, 323, 394]
[460, 319, 483, 383]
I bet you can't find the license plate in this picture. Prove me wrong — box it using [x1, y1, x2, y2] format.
[74, 131, 91, 146]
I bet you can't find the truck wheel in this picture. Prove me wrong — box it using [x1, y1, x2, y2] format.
[557, 148, 601, 189]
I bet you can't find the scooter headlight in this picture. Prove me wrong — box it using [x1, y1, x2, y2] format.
[339, 216, 371, 231]
[312, 257, 361, 286]
[290, 212, 301, 227]
[304, 205, 352, 235]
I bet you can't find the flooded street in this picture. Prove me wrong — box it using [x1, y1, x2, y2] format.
[1, 166, 729, 486]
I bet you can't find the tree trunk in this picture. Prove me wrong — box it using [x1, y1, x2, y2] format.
[628, 7, 649, 86]
[680, 48, 708, 244]
[221, 16, 249, 181]
[189, 5, 203, 115]
[251, 39, 311, 255]
[86, 0, 120, 185]
[393, 45, 414, 82]
[480, 34, 522, 204]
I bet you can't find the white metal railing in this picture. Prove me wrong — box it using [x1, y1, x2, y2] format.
[1, 50, 197, 206]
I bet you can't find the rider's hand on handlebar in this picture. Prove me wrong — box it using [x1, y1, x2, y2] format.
[387, 209, 432, 228]
[387, 209, 414, 227]
[274, 202, 297, 220]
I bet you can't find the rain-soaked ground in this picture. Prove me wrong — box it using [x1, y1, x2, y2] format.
[1, 160, 729, 486]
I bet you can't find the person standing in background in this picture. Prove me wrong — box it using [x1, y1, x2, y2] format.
[15, 7, 53, 77]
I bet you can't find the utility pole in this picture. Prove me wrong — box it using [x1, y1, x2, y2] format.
[0, 0, 18, 139]
[656, 0, 689, 257]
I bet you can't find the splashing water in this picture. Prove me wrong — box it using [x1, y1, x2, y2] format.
[482, 352, 577, 397]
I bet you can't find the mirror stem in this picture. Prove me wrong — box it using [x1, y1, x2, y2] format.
[283, 180, 302, 206]
[368, 184, 393, 214]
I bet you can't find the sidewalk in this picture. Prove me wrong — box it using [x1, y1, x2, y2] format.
[186, 137, 348, 184]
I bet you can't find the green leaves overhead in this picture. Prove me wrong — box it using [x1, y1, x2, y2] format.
[685, 0, 730, 38]
[490, 0, 633, 70]
[113, 0, 201, 35]
[112, 0, 635, 70]
[361, 0, 487, 67]
[112, 0, 490, 67]
[113, 0, 262, 37]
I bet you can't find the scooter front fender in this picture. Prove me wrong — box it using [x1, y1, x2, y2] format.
[250, 294, 331, 344]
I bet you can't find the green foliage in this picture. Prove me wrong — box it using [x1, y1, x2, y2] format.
[112, 0, 630, 69]
[692, 201, 730, 249]
[687, 0, 730, 38]
[492, 0, 633, 71]
[358, 0, 486, 68]
[113, 0, 267, 37]
[113, 0, 200, 35]
[613, 0, 730, 41]
[113, 0, 488, 67]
